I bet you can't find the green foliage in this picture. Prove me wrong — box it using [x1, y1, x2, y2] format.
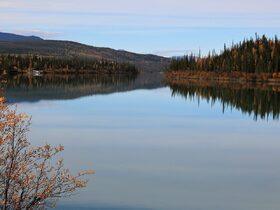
[0, 55, 138, 74]
[170, 35, 280, 73]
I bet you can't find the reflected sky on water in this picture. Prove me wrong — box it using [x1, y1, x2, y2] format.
[3, 74, 280, 210]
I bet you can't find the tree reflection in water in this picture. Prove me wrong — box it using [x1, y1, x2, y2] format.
[168, 80, 280, 120]
[2, 73, 139, 102]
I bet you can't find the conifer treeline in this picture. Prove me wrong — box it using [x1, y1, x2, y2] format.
[170, 35, 280, 73]
[0, 55, 137, 74]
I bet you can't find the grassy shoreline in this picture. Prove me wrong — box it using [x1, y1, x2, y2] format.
[165, 70, 280, 86]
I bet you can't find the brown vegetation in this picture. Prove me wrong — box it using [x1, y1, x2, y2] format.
[0, 98, 94, 209]
[165, 70, 280, 86]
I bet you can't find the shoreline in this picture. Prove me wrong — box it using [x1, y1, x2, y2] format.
[0, 69, 138, 76]
[165, 70, 280, 86]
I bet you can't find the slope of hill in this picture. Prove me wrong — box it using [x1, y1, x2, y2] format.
[0, 32, 42, 41]
[0, 32, 170, 72]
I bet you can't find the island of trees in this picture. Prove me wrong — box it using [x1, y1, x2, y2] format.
[0, 55, 138, 75]
[167, 35, 280, 83]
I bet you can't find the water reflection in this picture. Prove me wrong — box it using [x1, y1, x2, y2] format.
[168, 80, 280, 120]
[3, 73, 280, 121]
[1, 74, 280, 210]
[2, 73, 164, 102]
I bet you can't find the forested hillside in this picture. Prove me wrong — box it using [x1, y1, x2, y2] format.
[0, 55, 137, 74]
[0, 32, 169, 72]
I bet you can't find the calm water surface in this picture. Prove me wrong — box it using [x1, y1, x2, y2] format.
[3, 73, 280, 210]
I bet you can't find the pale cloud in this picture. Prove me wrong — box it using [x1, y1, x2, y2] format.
[1, 0, 280, 28]
[152, 49, 198, 57]
[11, 29, 62, 39]
[1, 10, 280, 28]
[1, 0, 280, 15]
[1, 0, 280, 56]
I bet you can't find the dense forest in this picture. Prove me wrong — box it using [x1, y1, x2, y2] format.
[0, 54, 138, 74]
[170, 35, 280, 73]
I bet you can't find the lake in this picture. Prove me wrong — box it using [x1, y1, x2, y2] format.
[2, 73, 280, 210]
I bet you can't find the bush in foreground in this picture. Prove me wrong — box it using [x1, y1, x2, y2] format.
[0, 97, 94, 209]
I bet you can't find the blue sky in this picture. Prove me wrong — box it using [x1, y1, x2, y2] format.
[1, 0, 280, 56]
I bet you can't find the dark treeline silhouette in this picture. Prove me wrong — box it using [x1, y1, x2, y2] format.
[169, 82, 280, 120]
[0, 54, 137, 74]
[2, 73, 137, 102]
[170, 34, 280, 73]
[1, 72, 164, 102]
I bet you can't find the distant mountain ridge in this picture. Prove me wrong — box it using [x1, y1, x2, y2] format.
[0, 32, 42, 41]
[0, 32, 170, 72]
